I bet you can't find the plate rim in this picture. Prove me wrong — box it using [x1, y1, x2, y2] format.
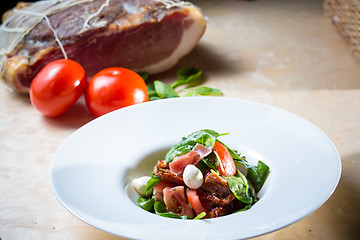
[50, 97, 342, 240]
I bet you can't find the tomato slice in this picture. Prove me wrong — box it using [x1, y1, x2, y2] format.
[187, 189, 206, 215]
[213, 141, 236, 175]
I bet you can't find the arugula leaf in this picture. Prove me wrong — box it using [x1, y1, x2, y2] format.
[164, 129, 220, 163]
[225, 173, 254, 205]
[247, 160, 270, 193]
[137, 197, 154, 212]
[145, 172, 161, 193]
[154, 80, 179, 99]
[171, 67, 202, 89]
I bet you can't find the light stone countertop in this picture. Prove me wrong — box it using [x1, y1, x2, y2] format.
[1, 0, 359, 239]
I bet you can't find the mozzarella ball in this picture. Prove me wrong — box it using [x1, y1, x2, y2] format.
[183, 164, 203, 189]
[132, 176, 151, 196]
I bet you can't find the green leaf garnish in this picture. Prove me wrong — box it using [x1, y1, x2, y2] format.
[171, 67, 202, 89]
[184, 86, 222, 97]
[153, 201, 190, 219]
[193, 212, 206, 220]
[224, 173, 255, 205]
[165, 129, 220, 163]
[137, 197, 154, 212]
[145, 172, 161, 193]
[247, 160, 270, 193]
[154, 80, 179, 99]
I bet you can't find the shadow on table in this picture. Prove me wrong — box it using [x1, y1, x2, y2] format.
[150, 43, 242, 84]
[42, 97, 94, 129]
[313, 152, 360, 239]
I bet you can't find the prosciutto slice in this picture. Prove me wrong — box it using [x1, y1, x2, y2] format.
[0, 0, 206, 93]
[163, 186, 195, 218]
[169, 143, 212, 174]
[153, 180, 176, 202]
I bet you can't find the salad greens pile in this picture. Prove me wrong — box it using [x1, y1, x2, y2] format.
[136, 129, 270, 219]
[139, 67, 222, 101]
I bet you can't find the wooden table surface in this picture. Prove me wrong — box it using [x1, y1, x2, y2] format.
[1, 0, 359, 239]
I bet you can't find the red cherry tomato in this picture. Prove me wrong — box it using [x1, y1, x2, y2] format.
[30, 59, 87, 117]
[213, 141, 236, 175]
[85, 67, 149, 117]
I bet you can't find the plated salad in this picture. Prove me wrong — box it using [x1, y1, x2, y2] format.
[132, 129, 270, 219]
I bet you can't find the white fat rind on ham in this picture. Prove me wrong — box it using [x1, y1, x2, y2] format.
[136, 6, 206, 74]
[183, 164, 203, 189]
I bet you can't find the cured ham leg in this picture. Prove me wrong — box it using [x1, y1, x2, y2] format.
[0, 0, 206, 93]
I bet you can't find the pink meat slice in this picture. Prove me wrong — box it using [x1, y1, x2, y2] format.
[169, 143, 212, 175]
[193, 143, 212, 159]
[163, 186, 194, 218]
[1, 0, 206, 93]
[169, 151, 200, 175]
[153, 180, 176, 202]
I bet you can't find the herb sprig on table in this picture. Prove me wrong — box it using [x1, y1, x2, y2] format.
[140, 67, 223, 101]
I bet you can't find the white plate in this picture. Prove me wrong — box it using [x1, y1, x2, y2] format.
[50, 97, 341, 240]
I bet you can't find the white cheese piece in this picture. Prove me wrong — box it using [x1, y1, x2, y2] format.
[183, 164, 203, 189]
[132, 176, 151, 196]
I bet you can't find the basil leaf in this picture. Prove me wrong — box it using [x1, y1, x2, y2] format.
[171, 67, 202, 89]
[165, 129, 220, 163]
[154, 80, 179, 99]
[247, 160, 270, 193]
[225, 174, 254, 205]
[137, 197, 154, 212]
[145, 172, 161, 193]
